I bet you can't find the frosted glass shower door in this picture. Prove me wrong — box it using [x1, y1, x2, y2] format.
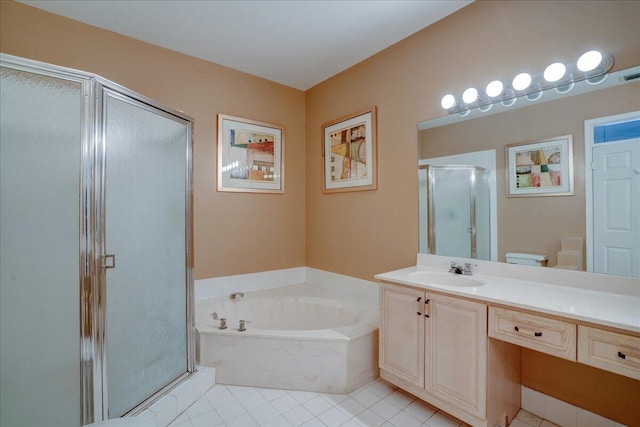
[428, 167, 474, 258]
[0, 66, 83, 426]
[101, 89, 191, 417]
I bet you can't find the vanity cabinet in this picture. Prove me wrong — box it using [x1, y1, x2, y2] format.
[379, 281, 520, 427]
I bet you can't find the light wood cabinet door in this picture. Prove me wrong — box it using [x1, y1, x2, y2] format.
[425, 293, 487, 418]
[379, 283, 425, 388]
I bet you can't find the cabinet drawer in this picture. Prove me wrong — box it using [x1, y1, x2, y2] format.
[488, 307, 576, 360]
[578, 326, 640, 380]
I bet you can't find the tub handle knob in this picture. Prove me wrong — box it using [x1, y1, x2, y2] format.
[239, 320, 249, 332]
[219, 318, 227, 329]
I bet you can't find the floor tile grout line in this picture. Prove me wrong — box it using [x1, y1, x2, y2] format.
[176, 380, 562, 427]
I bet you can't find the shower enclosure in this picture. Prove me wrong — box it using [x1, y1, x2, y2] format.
[0, 54, 195, 426]
[419, 165, 491, 260]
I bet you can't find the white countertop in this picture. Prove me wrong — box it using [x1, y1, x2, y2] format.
[375, 265, 640, 334]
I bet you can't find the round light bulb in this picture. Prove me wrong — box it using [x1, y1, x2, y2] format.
[577, 50, 603, 72]
[544, 62, 567, 82]
[485, 80, 504, 98]
[512, 73, 532, 91]
[441, 94, 456, 110]
[462, 87, 478, 104]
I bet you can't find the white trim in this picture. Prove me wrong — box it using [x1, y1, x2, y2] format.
[521, 386, 623, 427]
[584, 110, 640, 272]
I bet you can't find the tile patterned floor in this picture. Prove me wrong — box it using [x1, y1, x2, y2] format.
[168, 378, 557, 427]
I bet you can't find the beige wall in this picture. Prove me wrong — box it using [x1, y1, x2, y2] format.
[0, 0, 306, 279]
[419, 82, 640, 267]
[305, 1, 639, 424]
[3, 0, 640, 424]
[305, 0, 640, 280]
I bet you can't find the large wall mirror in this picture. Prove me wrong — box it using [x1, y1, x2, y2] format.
[418, 65, 640, 278]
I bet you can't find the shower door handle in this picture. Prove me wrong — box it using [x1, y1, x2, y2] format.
[102, 254, 116, 269]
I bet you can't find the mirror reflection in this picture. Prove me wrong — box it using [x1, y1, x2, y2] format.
[418, 66, 640, 277]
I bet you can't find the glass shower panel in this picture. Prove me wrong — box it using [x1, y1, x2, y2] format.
[102, 90, 189, 417]
[0, 67, 82, 426]
[430, 167, 473, 258]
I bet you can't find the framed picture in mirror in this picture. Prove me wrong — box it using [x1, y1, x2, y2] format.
[321, 107, 377, 193]
[506, 135, 574, 197]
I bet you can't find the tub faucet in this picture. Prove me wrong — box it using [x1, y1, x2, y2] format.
[219, 318, 227, 329]
[230, 292, 245, 300]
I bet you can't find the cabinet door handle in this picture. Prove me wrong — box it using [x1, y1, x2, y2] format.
[425, 299, 430, 318]
[417, 297, 422, 316]
[514, 326, 542, 337]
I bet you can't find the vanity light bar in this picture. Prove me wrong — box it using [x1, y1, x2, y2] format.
[441, 50, 613, 115]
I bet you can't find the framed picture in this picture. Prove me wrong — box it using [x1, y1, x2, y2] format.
[322, 107, 377, 193]
[217, 114, 284, 193]
[505, 135, 574, 197]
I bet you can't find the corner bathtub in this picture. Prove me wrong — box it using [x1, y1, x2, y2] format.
[196, 284, 379, 393]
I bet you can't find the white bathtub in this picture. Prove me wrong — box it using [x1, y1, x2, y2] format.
[196, 284, 379, 393]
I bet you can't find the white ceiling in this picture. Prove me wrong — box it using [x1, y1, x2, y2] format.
[19, 0, 472, 90]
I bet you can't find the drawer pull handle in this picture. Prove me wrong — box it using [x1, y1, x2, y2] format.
[618, 351, 640, 364]
[514, 326, 542, 337]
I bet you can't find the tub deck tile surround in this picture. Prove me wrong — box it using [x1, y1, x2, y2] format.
[195, 267, 379, 305]
[196, 282, 379, 394]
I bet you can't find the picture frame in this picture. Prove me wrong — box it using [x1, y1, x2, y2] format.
[505, 134, 574, 197]
[321, 107, 377, 193]
[217, 114, 284, 193]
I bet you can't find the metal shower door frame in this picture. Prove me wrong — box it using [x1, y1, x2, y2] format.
[0, 53, 196, 425]
[421, 164, 485, 259]
[93, 79, 196, 421]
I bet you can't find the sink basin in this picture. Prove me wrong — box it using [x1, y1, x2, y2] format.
[408, 271, 484, 287]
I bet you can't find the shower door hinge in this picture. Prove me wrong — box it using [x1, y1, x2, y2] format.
[102, 254, 116, 269]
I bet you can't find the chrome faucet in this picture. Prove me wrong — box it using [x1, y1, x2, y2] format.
[449, 261, 474, 275]
[449, 261, 463, 274]
[229, 292, 245, 300]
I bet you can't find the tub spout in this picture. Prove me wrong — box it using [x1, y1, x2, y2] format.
[230, 292, 245, 300]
